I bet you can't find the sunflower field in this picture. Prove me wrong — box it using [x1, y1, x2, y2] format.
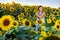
[0, 2, 60, 40]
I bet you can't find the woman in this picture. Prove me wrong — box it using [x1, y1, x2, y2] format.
[35, 5, 45, 32]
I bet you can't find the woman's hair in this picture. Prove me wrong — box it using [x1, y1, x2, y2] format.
[38, 5, 43, 11]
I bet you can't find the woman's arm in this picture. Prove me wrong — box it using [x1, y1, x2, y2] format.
[39, 12, 45, 18]
[35, 12, 40, 18]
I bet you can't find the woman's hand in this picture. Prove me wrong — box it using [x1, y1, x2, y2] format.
[39, 13, 45, 18]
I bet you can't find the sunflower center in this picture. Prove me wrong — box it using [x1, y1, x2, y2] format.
[11, 9, 13, 10]
[13, 22, 17, 26]
[25, 21, 29, 26]
[38, 20, 42, 24]
[54, 13, 57, 15]
[53, 10, 55, 12]
[56, 10, 58, 12]
[18, 6, 20, 8]
[57, 25, 60, 29]
[54, 19, 56, 21]
[20, 19, 22, 21]
[3, 19, 10, 26]
[48, 20, 50, 22]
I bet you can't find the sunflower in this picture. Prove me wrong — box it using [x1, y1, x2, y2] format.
[54, 20, 60, 30]
[51, 8, 56, 13]
[48, 31, 52, 36]
[0, 15, 14, 31]
[35, 19, 44, 25]
[46, 18, 51, 24]
[53, 12, 59, 16]
[23, 19, 31, 27]
[55, 20, 60, 25]
[18, 13, 24, 18]
[54, 24, 60, 30]
[10, 7, 15, 12]
[52, 9, 56, 12]
[56, 9, 59, 12]
[52, 17, 56, 23]
[39, 37, 44, 40]
[2, 5, 6, 10]
[12, 21, 18, 28]
[17, 4, 21, 8]
[18, 18, 23, 22]
[11, 16, 15, 20]
[41, 31, 48, 37]
[41, 26, 45, 30]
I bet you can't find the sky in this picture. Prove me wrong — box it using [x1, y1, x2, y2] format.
[0, 0, 60, 8]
